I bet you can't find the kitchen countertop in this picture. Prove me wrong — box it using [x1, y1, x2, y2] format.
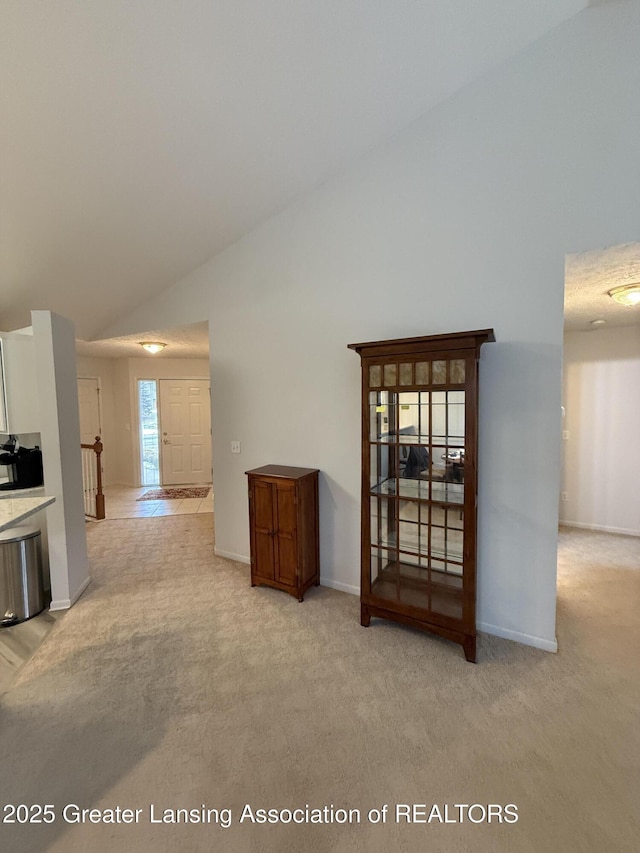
[0, 496, 55, 533]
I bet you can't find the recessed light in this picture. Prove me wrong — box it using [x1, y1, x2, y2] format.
[590, 319, 606, 327]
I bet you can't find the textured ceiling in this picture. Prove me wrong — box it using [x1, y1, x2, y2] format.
[1, 0, 588, 340]
[564, 243, 640, 331]
[76, 321, 209, 360]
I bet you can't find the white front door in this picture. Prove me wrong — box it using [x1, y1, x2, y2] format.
[77, 378, 101, 444]
[159, 379, 212, 486]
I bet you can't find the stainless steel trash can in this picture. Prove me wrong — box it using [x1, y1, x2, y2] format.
[0, 527, 45, 626]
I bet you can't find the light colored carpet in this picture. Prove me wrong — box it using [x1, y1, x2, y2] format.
[0, 517, 637, 852]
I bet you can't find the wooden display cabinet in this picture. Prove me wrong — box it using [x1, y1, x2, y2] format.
[246, 465, 320, 602]
[348, 330, 494, 661]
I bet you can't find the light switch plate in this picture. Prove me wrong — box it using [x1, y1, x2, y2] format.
[231, 441, 241, 454]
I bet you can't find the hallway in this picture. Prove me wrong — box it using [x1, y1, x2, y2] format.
[100, 485, 213, 520]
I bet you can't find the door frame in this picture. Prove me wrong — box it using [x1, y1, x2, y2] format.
[134, 370, 213, 488]
[77, 376, 103, 442]
[134, 376, 212, 487]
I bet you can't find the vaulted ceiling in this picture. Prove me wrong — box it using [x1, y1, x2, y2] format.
[1, 1, 591, 341]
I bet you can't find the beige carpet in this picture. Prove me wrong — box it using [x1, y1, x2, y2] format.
[0, 517, 637, 852]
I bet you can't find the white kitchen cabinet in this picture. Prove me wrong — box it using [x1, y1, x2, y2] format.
[0, 332, 40, 434]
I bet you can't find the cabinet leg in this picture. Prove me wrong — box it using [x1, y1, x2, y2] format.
[361, 604, 371, 627]
[463, 636, 477, 663]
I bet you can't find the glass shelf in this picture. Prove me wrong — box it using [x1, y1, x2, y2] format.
[370, 477, 464, 505]
[372, 435, 465, 448]
[372, 540, 463, 568]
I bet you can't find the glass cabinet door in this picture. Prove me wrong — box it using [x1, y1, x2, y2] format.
[367, 365, 467, 621]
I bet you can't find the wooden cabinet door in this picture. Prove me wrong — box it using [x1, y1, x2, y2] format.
[252, 480, 276, 581]
[274, 482, 298, 585]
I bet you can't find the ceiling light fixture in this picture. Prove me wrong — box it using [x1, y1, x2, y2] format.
[590, 319, 606, 327]
[607, 283, 640, 307]
[140, 341, 167, 354]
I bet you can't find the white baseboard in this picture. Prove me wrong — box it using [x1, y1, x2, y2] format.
[320, 578, 359, 596]
[49, 576, 91, 611]
[560, 521, 640, 537]
[214, 547, 250, 565]
[212, 551, 359, 596]
[477, 621, 558, 653]
[318, 583, 558, 654]
[210, 552, 557, 653]
[71, 576, 91, 605]
[317, 589, 557, 651]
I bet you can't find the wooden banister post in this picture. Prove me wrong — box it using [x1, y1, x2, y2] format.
[93, 436, 105, 519]
[81, 435, 106, 520]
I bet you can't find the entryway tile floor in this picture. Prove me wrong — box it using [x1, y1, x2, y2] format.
[101, 485, 213, 519]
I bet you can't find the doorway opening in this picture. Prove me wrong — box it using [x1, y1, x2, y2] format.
[559, 242, 640, 656]
[138, 379, 160, 486]
[76, 319, 213, 522]
[562, 242, 640, 538]
[137, 377, 212, 487]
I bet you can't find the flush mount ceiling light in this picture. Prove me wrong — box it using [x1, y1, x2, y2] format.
[140, 341, 167, 354]
[607, 283, 640, 307]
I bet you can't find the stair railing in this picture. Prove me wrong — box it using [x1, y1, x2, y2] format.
[81, 436, 105, 519]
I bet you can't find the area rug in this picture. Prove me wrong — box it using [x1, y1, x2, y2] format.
[137, 486, 211, 501]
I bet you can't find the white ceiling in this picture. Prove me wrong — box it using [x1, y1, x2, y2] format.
[564, 243, 640, 332]
[1, 1, 589, 341]
[76, 320, 209, 360]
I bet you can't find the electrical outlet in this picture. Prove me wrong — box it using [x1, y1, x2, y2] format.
[562, 430, 569, 440]
[561, 492, 568, 501]
[231, 441, 241, 454]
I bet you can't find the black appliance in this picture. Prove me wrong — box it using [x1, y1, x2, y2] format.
[0, 436, 44, 490]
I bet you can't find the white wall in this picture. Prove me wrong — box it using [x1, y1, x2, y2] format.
[112, 359, 133, 485]
[32, 311, 90, 609]
[102, 0, 640, 651]
[127, 357, 210, 382]
[561, 325, 640, 536]
[76, 356, 117, 487]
